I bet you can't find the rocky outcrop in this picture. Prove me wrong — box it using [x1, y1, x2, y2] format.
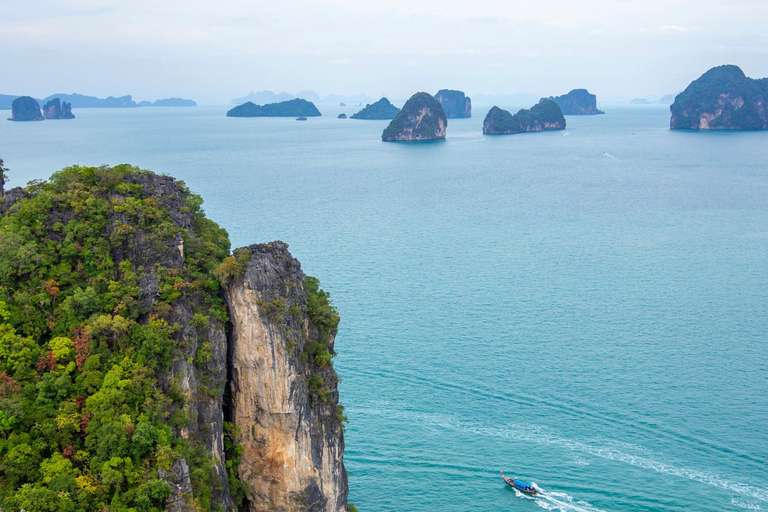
[483, 100, 566, 134]
[42, 98, 75, 119]
[434, 89, 471, 118]
[382, 92, 446, 141]
[152, 98, 197, 107]
[670, 65, 768, 130]
[227, 99, 322, 117]
[350, 98, 399, 120]
[8, 96, 43, 121]
[544, 89, 604, 115]
[224, 243, 348, 512]
[337, 113, 347, 119]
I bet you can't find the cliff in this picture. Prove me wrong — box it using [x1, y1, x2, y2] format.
[381, 92, 447, 141]
[482, 100, 566, 134]
[545, 89, 604, 115]
[223, 243, 348, 512]
[350, 98, 399, 120]
[434, 89, 471, 118]
[0, 165, 348, 512]
[42, 98, 75, 119]
[227, 99, 322, 118]
[670, 65, 768, 130]
[8, 96, 43, 121]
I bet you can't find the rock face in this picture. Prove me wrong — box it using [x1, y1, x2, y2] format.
[434, 89, 471, 118]
[42, 98, 75, 119]
[483, 99, 566, 134]
[670, 65, 768, 130]
[545, 89, 604, 115]
[350, 98, 400, 120]
[224, 243, 348, 512]
[227, 98, 322, 118]
[8, 96, 43, 121]
[382, 92, 447, 141]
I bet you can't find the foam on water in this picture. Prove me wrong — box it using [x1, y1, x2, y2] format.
[732, 497, 762, 510]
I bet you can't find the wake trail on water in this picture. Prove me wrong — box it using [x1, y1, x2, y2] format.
[360, 407, 768, 504]
[446, 138, 487, 145]
[510, 486, 606, 512]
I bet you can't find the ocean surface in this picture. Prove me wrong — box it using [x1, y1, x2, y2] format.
[1, 104, 767, 512]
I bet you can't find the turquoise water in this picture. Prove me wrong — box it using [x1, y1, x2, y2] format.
[1, 105, 767, 512]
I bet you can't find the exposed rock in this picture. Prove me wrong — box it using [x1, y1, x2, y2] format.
[227, 99, 322, 118]
[482, 99, 566, 134]
[381, 92, 446, 141]
[42, 98, 75, 119]
[544, 89, 604, 115]
[351, 98, 400, 120]
[434, 89, 471, 118]
[224, 242, 348, 512]
[297, 116, 308, 121]
[337, 113, 347, 119]
[152, 98, 197, 107]
[670, 65, 768, 130]
[8, 96, 43, 121]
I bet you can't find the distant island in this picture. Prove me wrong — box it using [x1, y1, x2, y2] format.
[544, 89, 604, 115]
[42, 98, 75, 119]
[670, 65, 768, 130]
[41, 93, 137, 108]
[351, 98, 399, 120]
[150, 98, 197, 107]
[232, 90, 374, 106]
[630, 98, 652, 105]
[338, 113, 347, 119]
[434, 90, 471, 118]
[382, 92, 446, 141]
[227, 98, 322, 117]
[483, 99, 566, 134]
[8, 96, 43, 121]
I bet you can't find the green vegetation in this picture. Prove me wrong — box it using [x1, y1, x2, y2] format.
[545, 89, 603, 115]
[303, 276, 340, 404]
[382, 92, 446, 141]
[0, 157, 8, 194]
[670, 65, 768, 130]
[348, 503, 359, 512]
[350, 98, 399, 120]
[226, 98, 321, 118]
[0, 164, 233, 511]
[482, 100, 565, 135]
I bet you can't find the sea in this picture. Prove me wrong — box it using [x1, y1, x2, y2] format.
[1, 103, 766, 512]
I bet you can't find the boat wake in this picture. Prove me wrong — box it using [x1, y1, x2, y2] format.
[513, 486, 606, 512]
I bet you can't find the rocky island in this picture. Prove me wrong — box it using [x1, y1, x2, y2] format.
[351, 98, 400, 120]
[382, 92, 447, 141]
[42, 98, 75, 119]
[41, 93, 138, 108]
[338, 113, 347, 119]
[670, 65, 768, 130]
[0, 165, 349, 512]
[483, 99, 566, 134]
[544, 89, 604, 115]
[152, 98, 197, 107]
[7, 96, 43, 121]
[227, 98, 322, 117]
[434, 89, 471, 118]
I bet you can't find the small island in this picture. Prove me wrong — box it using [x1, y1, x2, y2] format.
[7, 96, 43, 121]
[151, 98, 197, 107]
[382, 92, 446, 142]
[42, 98, 75, 119]
[296, 116, 307, 121]
[544, 89, 604, 115]
[670, 65, 768, 130]
[435, 89, 471, 118]
[483, 99, 566, 134]
[351, 98, 399, 120]
[338, 113, 347, 119]
[227, 98, 322, 117]
[41, 93, 137, 108]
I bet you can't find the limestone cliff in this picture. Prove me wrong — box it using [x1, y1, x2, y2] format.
[483, 100, 565, 134]
[670, 65, 768, 130]
[42, 98, 75, 119]
[224, 243, 348, 512]
[434, 89, 471, 118]
[8, 96, 43, 121]
[545, 89, 604, 115]
[382, 92, 447, 141]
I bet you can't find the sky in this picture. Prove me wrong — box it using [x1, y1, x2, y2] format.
[2, 0, 768, 104]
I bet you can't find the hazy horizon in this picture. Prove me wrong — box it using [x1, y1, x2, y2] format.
[3, 0, 768, 104]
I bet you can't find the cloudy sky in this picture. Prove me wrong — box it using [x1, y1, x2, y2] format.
[3, 0, 768, 103]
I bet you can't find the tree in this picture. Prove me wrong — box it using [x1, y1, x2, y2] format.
[0, 158, 8, 194]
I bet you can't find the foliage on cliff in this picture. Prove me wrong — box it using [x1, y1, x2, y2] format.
[482, 100, 565, 134]
[226, 98, 321, 118]
[670, 65, 768, 130]
[9, 96, 43, 122]
[0, 165, 232, 511]
[381, 92, 447, 142]
[350, 98, 399, 120]
[434, 89, 471, 118]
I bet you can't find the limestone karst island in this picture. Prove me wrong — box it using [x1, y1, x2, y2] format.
[482, 99, 566, 135]
[381, 92, 447, 141]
